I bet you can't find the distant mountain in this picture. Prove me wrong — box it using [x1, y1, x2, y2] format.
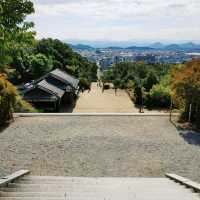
[180, 42, 197, 49]
[69, 42, 200, 52]
[180, 43, 200, 50]
[70, 44, 95, 50]
[165, 44, 181, 50]
[150, 42, 165, 49]
[165, 43, 200, 51]
[126, 46, 155, 51]
[104, 46, 124, 50]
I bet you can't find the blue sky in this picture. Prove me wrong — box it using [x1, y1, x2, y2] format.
[29, 0, 200, 43]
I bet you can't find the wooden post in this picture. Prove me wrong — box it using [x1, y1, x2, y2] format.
[170, 97, 173, 121]
[54, 101, 57, 112]
[189, 103, 192, 122]
[140, 87, 144, 113]
[141, 92, 144, 113]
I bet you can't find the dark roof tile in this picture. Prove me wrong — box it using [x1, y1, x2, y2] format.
[37, 79, 65, 98]
[50, 69, 79, 89]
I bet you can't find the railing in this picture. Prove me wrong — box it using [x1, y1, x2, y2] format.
[0, 170, 30, 187]
[166, 173, 200, 193]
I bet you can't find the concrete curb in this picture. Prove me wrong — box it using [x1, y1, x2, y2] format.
[14, 113, 180, 117]
[0, 170, 30, 187]
[166, 173, 200, 192]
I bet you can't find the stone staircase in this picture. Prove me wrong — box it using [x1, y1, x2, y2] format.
[0, 171, 200, 200]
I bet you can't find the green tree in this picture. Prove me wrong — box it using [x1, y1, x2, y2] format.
[11, 50, 32, 81]
[143, 71, 158, 92]
[0, 0, 35, 71]
[30, 54, 53, 78]
[35, 39, 97, 83]
[134, 61, 148, 79]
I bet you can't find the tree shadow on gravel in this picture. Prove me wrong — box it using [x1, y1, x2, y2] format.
[170, 120, 200, 146]
[179, 131, 200, 146]
[0, 123, 10, 134]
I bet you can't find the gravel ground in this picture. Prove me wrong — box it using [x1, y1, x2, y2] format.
[0, 116, 200, 182]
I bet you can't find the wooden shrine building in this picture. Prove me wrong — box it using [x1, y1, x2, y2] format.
[23, 69, 79, 111]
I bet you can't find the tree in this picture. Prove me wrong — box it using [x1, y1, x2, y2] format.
[172, 60, 200, 127]
[35, 39, 98, 83]
[134, 61, 148, 79]
[30, 54, 53, 78]
[11, 50, 32, 81]
[0, 0, 35, 71]
[143, 71, 158, 92]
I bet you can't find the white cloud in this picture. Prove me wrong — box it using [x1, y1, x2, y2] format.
[29, 0, 200, 42]
[33, 0, 199, 18]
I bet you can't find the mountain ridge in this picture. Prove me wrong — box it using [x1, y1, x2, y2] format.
[69, 42, 200, 51]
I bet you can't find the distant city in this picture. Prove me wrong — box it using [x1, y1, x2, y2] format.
[70, 42, 200, 69]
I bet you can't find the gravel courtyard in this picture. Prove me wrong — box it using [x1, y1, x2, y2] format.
[0, 116, 200, 182]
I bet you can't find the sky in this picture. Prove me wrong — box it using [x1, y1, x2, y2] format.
[29, 0, 200, 44]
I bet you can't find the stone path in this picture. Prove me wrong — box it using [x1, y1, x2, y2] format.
[73, 82, 137, 113]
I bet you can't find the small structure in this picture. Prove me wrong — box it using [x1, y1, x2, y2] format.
[49, 69, 79, 93]
[23, 69, 79, 111]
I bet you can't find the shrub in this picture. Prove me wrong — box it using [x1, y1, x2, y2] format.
[0, 74, 17, 124]
[79, 78, 91, 90]
[14, 96, 37, 113]
[145, 84, 171, 108]
[0, 74, 36, 125]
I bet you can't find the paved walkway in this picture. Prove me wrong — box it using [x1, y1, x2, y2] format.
[73, 83, 137, 113]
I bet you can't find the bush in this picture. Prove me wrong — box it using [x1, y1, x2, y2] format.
[79, 78, 91, 91]
[0, 74, 36, 125]
[145, 84, 171, 108]
[14, 96, 37, 113]
[0, 74, 17, 124]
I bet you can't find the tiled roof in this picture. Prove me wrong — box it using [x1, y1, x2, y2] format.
[37, 79, 65, 98]
[50, 69, 79, 89]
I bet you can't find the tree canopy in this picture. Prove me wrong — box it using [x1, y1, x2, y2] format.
[0, 0, 98, 122]
[101, 61, 175, 108]
[172, 60, 200, 127]
[0, 0, 35, 70]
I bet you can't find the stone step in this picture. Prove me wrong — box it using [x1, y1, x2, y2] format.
[0, 190, 199, 197]
[0, 197, 200, 200]
[21, 177, 178, 182]
[0, 198, 66, 200]
[0, 174, 199, 200]
[3, 186, 192, 192]
[0, 193, 199, 200]
[16, 178, 180, 185]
